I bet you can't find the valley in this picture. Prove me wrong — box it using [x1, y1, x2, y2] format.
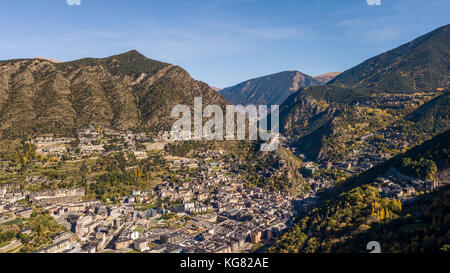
[0, 24, 449, 254]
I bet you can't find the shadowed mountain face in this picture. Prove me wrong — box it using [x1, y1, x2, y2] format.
[219, 71, 321, 106]
[270, 25, 450, 253]
[0, 50, 228, 140]
[278, 25, 450, 161]
[270, 129, 450, 254]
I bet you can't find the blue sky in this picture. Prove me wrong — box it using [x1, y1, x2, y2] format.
[0, 0, 449, 87]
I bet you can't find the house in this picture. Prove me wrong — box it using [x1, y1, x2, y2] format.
[133, 239, 149, 252]
[35, 239, 71, 253]
[82, 244, 97, 253]
[250, 230, 262, 244]
[115, 238, 134, 250]
[16, 208, 33, 219]
[160, 231, 187, 244]
[164, 243, 183, 253]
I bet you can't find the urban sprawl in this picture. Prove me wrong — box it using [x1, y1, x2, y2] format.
[0, 124, 440, 253]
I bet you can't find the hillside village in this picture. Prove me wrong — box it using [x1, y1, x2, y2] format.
[0, 1, 448, 258]
[0, 117, 445, 253]
[0, 87, 446, 254]
[0, 126, 299, 253]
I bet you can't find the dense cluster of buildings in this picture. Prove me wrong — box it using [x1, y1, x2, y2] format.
[374, 167, 439, 199]
[0, 142, 301, 253]
[0, 119, 444, 253]
[28, 126, 157, 160]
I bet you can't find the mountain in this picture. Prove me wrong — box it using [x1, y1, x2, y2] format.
[279, 25, 450, 162]
[313, 72, 340, 85]
[219, 71, 321, 106]
[329, 184, 450, 253]
[0, 50, 228, 142]
[403, 91, 450, 137]
[269, 130, 450, 253]
[329, 24, 450, 93]
[36, 57, 61, 63]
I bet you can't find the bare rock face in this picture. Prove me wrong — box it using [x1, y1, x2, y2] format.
[0, 50, 228, 140]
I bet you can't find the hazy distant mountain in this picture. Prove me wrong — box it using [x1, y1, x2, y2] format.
[36, 56, 61, 63]
[0, 50, 227, 141]
[219, 71, 321, 106]
[313, 72, 341, 85]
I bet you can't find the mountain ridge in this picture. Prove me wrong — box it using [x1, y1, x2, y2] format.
[0, 50, 228, 142]
[219, 70, 321, 106]
[278, 24, 450, 163]
[329, 24, 450, 92]
[313, 72, 341, 85]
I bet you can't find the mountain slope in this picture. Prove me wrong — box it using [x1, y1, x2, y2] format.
[313, 72, 340, 85]
[329, 24, 450, 93]
[403, 91, 450, 137]
[269, 130, 450, 253]
[0, 50, 228, 141]
[279, 25, 450, 162]
[330, 184, 450, 253]
[219, 71, 320, 106]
